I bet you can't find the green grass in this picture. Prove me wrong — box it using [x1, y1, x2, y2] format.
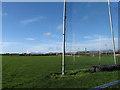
[110, 84, 120, 88]
[2, 55, 120, 88]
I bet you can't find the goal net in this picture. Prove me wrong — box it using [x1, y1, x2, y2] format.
[65, 2, 118, 72]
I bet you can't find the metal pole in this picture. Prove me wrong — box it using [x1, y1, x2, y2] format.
[85, 48, 87, 56]
[99, 36, 101, 61]
[108, 0, 117, 64]
[73, 33, 75, 63]
[62, 0, 66, 75]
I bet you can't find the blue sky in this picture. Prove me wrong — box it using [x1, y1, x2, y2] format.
[1, 2, 118, 53]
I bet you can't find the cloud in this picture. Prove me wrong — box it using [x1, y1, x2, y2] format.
[83, 16, 89, 20]
[1, 42, 35, 54]
[1, 41, 59, 54]
[27, 43, 62, 53]
[1, 35, 118, 54]
[87, 3, 92, 8]
[0, 12, 8, 16]
[67, 35, 118, 52]
[3, 12, 8, 16]
[43, 32, 51, 36]
[27, 35, 118, 53]
[83, 35, 105, 39]
[25, 38, 35, 41]
[56, 24, 63, 31]
[20, 16, 44, 25]
[73, 9, 77, 14]
[1, 34, 118, 54]
[83, 36, 92, 39]
[0, 42, 22, 47]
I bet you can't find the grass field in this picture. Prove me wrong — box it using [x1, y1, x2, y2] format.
[2, 55, 120, 88]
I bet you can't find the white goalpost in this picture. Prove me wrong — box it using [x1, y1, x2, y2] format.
[62, 0, 117, 75]
[62, 0, 66, 75]
[108, 0, 117, 64]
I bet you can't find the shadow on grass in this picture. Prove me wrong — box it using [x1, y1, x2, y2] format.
[50, 68, 120, 78]
[49, 68, 90, 77]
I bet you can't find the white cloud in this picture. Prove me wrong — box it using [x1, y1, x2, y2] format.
[3, 12, 8, 16]
[83, 16, 88, 20]
[26, 35, 118, 53]
[87, 3, 92, 8]
[0, 12, 8, 16]
[0, 42, 20, 46]
[1, 42, 21, 47]
[1, 41, 62, 54]
[66, 35, 118, 52]
[83, 36, 92, 39]
[27, 43, 62, 53]
[43, 32, 51, 36]
[1, 34, 118, 54]
[56, 24, 63, 31]
[1, 42, 32, 54]
[25, 38, 35, 40]
[20, 16, 44, 25]
[83, 35, 105, 39]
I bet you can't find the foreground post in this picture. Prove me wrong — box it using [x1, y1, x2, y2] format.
[62, 0, 66, 75]
[108, 0, 116, 64]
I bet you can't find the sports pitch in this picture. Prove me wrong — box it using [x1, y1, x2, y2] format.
[2, 56, 120, 88]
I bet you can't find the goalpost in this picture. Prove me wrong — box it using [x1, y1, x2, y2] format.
[62, 0, 66, 75]
[62, 0, 117, 75]
[107, 0, 117, 64]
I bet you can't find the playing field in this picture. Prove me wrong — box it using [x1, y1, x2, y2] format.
[2, 56, 120, 88]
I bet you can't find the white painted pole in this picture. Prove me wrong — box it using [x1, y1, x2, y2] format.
[99, 35, 101, 61]
[108, 0, 117, 64]
[73, 52, 75, 63]
[73, 33, 75, 63]
[62, 0, 66, 75]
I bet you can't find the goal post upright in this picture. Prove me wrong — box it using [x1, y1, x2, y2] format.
[62, 0, 66, 75]
[107, 0, 117, 64]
